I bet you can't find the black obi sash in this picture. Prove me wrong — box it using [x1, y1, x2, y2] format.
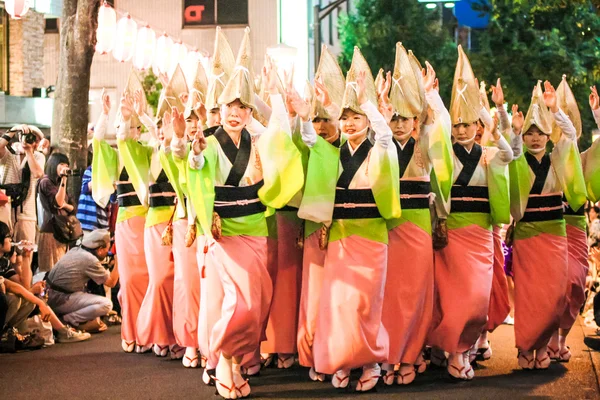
[520, 153, 563, 222]
[148, 170, 176, 208]
[116, 167, 142, 207]
[333, 140, 381, 219]
[400, 180, 431, 210]
[213, 127, 266, 218]
[450, 143, 490, 213]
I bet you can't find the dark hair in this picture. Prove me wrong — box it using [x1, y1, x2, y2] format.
[87, 144, 93, 168]
[45, 152, 70, 184]
[0, 221, 10, 242]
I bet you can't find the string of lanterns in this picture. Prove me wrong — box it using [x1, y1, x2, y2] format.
[3, 0, 208, 80]
[95, 1, 208, 80]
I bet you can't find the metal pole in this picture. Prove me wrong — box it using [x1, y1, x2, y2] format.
[313, 0, 349, 73]
[313, 4, 321, 72]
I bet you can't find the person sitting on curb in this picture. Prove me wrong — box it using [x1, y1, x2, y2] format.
[0, 221, 90, 343]
[46, 229, 119, 333]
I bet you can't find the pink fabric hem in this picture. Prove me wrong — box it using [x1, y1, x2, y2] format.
[428, 225, 493, 354]
[261, 214, 303, 354]
[560, 225, 589, 330]
[383, 222, 434, 365]
[136, 222, 176, 346]
[209, 235, 272, 358]
[197, 236, 223, 369]
[313, 235, 389, 374]
[485, 227, 511, 332]
[172, 219, 200, 348]
[115, 216, 148, 343]
[513, 231, 568, 351]
[297, 232, 326, 368]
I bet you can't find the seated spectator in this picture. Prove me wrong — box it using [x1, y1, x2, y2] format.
[0, 221, 89, 343]
[46, 229, 119, 333]
[37, 152, 75, 272]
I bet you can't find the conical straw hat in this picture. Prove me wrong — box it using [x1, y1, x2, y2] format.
[339, 46, 377, 118]
[219, 27, 255, 109]
[449, 45, 481, 125]
[551, 74, 581, 142]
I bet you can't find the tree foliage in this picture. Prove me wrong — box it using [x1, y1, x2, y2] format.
[338, 0, 600, 150]
[338, 0, 456, 102]
[141, 71, 163, 115]
[470, 0, 600, 149]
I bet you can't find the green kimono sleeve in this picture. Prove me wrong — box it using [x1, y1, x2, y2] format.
[488, 164, 511, 225]
[552, 137, 587, 211]
[368, 141, 401, 220]
[428, 118, 453, 214]
[172, 143, 191, 197]
[255, 126, 304, 210]
[509, 153, 532, 222]
[159, 149, 186, 219]
[92, 138, 118, 209]
[187, 137, 218, 237]
[116, 139, 153, 207]
[583, 139, 600, 202]
[285, 128, 311, 209]
[297, 136, 340, 226]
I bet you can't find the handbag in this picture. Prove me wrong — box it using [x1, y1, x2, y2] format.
[52, 211, 83, 244]
[432, 218, 448, 251]
[505, 220, 516, 248]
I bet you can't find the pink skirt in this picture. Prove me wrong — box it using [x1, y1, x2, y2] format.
[172, 219, 200, 348]
[383, 222, 434, 365]
[209, 235, 272, 358]
[513, 231, 568, 351]
[297, 231, 327, 368]
[485, 226, 511, 332]
[197, 237, 224, 369]
[261, 213, 303, 355]
[428, 224, 493, 354]
[136, 222, 176, 346]
[560, 224, 589, 330]
[115, 216, 149, 343]
[313, 235, 389, 374]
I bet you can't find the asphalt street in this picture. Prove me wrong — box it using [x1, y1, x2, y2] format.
[2, 319, 599, 400]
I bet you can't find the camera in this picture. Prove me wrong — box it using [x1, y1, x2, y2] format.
[20, 132, 37, 145]
[62, 169, 81, 177]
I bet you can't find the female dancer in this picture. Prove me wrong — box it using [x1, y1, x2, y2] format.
[509, 80, 586, 369]
[427, 46, 513, 380]
[186, 27, 303, 399]
[92, 77, 149, 354]
[378, 44, 453, 385]
[290, 46, 400, 391]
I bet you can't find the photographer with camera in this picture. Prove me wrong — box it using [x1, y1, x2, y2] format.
[37, 152, 79, 272]
[0, 125, 45, 289]
[46, 229, 119, 333]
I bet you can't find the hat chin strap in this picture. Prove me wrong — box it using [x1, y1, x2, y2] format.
[456, 137, 475, 146]
[394, 131, 412, 142]
[527, 146, 545, 154]
[344, 126, 369, 141]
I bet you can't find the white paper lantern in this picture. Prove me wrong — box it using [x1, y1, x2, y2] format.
[133, 25, 156, 71]
[155, 33, 173, 75]
[112, 14, 137, 63]
[184, 49, 201, 83]
[5, 0, 30, 19]
[95, 2, 117, 55]
[169, 40, 188, 75]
